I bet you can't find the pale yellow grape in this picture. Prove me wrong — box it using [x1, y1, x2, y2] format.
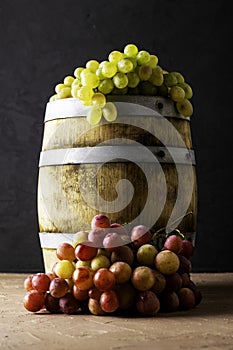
[82, 99, 92, 106]
[101, 61, 117, 78]
[86, 59, 99, 72]
[113, 72, 128, 89]
[117, 59, 134, 73]
[96, 67, 105, 80]
[99, 60, 108, 68]
[64, 75, 75, 86]
[137, 50, 151, 65]
[71, 85, 79, 98]
[108, 50, 124, 63]
[76, 260, 91, 268]
[81, 71, 99, 88]
[98, 79, 114, 94]
[148, 55, 159, 68]
[124, 44, 138, 57]
[55, 83, 66, 94]
[87, 105, 102, 125]
[128, 57, 137, 70]
[77, 85, 94, 101]
[73, 231, 89, 248]
[54, 260, 75, 279]
[58, 87, 71, 99]
[102, 102, 118, 122]
[74, 67, 84, 79]
[92, 92, 106, 107]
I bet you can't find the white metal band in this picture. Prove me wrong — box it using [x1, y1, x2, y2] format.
[44, 97, 190, 122]
[39, 146, 196, 167]
[39, 232, 77, 249]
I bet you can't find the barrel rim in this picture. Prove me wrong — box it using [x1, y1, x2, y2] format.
[44, 96, 190, 123]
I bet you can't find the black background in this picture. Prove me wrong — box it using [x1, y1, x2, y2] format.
[0, 0, 232, 272]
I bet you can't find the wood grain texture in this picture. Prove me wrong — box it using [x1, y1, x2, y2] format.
[38, 97, 197, 271]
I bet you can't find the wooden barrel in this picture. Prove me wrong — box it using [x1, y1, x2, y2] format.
[38, 96, 197, 272]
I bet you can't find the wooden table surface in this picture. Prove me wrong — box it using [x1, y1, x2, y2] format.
[1, 273, 233, 350]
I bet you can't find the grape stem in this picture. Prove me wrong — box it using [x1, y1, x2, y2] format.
[151, 211, 193, 240]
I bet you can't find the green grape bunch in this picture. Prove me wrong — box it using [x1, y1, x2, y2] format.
[49, 44, 194, 124]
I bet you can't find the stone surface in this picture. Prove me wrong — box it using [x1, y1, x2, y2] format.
[1, 273, 233, 350]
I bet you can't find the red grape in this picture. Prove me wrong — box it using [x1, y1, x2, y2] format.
[49, 277, 69, 298]
[59, 293, 79, 314]
[180, 240, 194, 259]
[32, 273, 51, 293]
[44, 293, 60, 313]
[99, 290, 119, 313]
[102, 232, 123, 251]
[72, 285, 89, 301]
[136, 291, 160, 316]
[88, 228, 107, 247]
[75, 241, 98, 261]
[130, 225, 151, 246]
[24, 274, 35, 291]
[23, 290, 45, 312]
[73, 266, 94, 290]
[91, 214, 110, 229]
[93, 268, 116, 291]
[163, 234, 183, 254]
[88, 298, 106, 315]
[56, 242, 75, 261]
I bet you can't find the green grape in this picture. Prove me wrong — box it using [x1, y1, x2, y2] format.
[136, 50, 151, 65]
[92, 92, 106, 107]
[113, 72, 128, 89]
[87, 105, 102, 125]
[149, 66, 164, 86]
[86, 59, 99, 72]
[164, 72, 178, 87]
[96, 67, 105, 80]
[81, 70, 99, 88]
[128, 57, 137, 70]
[108, 50, 124, 63]
[172, 72, 185, 84]
[64, 76, 75, 86]
[148, 55, 159, 68]
[102, 102, 118, 122]
[58, 87, 71, 99]
[124, 44, 138, 57]
[117, 59, 134, 73]
[99, 60, 109, 68]
[77, 85, 94, 101]
[138, 65, 152, 81]
[98, 79, 114, 94]
[127, 72, 140, 88]
[74, 67, 84, 79]
[71, 78, 82, 88]
[177, 82, 193, 99]
[55, 83, 66, 94]
[71, 81, 82, 98]
[101, 61, 117, 78]
[82, 99, 93, 106]
[169, 85, 186, 102]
